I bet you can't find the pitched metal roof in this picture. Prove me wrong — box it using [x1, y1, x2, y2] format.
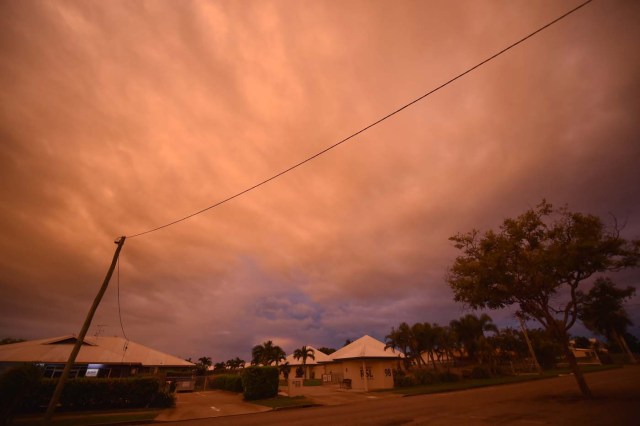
[0, 335, 194, 367]
[283, 346, 333, 366]
[330, 335, 401, 360]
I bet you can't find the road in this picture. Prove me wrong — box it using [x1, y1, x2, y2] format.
[153, 366, 640, 426]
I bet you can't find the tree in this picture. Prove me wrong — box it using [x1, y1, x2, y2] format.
[572, 336, 592, 349]
[449, 314, 498, 365]
[225, 357, 245, 371]
[196, 356, 212, 375]
[292, 346, 315, 379]
[317, 347, 336, 355]
[432, 325, 458, 369]
[0, 363, 42, 425]
[279, 361, 291, 380]
[251, 340, 286, 366]
[0, 338, 25, 346]
[385, 323, 413, 370]
[446, 200, 639, 397]
[578, 277, 637, 363]
[490, 328, 529, 367]
[527, 328, 563, 369]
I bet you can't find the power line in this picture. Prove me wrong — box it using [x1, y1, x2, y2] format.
[127, 0, 594, 239]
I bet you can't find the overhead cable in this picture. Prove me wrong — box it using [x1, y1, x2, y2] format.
[127, 0, 593, 239]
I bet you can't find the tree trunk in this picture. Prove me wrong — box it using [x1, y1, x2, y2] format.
[429, 351, 438, 371]
[561, 338, 593, 398]
[614, 331, 637, 364]
[518, 315, 542, 374]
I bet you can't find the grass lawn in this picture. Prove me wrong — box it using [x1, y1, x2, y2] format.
[12, 409, 162, 426]
[393, 364, 621, 396]
[251, 395, 316, 410]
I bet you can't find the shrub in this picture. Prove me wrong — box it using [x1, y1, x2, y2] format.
[0, 364, 43, 424]
[210, 374, 243, 393]
[151, 391, 176, 408]
[470, 366, 491, 379]
[11, 376, 170, 413]
[438, 371, 461, 382]
[241, 366, 279, 400]
[393, 370, 415, 387]
[597, 350, 613, 365]
[413, 369, 438, 385]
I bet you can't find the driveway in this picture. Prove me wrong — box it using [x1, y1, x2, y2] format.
[154, 390, 271, 422]
[281, 383, 402, 406]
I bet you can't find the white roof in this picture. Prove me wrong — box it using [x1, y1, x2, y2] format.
[0, 336, 194, 367]
[330, 335, 401, 360]
[284, 346, 333, 366]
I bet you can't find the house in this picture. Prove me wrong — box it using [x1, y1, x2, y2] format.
[0, 335, 194, 378]
[282, 345, 333, 379]
[569, 338, 602, 365]
[324, 335, 401, 391]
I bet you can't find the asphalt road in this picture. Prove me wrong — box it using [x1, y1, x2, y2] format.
[157, 366, 640, 426]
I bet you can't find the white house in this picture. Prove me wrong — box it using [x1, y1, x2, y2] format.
[323, 335, 401, 391]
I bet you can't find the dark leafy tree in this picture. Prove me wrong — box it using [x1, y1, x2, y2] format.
[0, 363, 42, 424]
[279, 361, 291, 380]
[317, 347, 336, 355]
[623, 333, 639, 353]
[489, 328, 529, 368]
[527, 328, 563, 369]
[292, 346, 315, 379]
[196, 356, 212, 375]
[449, 314, 498, 365]
[446, 200, 639, 397]
[572, 336, 592, 349]
[251, 340, 286, 366]
[225, 357, 245, 371]
[0, 338, 25, 345]
[578, 277, 637, 363]
[432, 325, 458, 369]
[385, 323, 413, 370]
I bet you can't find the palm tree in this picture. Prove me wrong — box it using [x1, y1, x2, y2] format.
[578, 277, 637, 364]
[385, 322, 413, 370]
[225, 357, 245, 371]
[450, 313, 498, 364]
[293, 346, 315, 379]
[251, 340, 286, 366]
[433, 325, 459, 369]
[413, 322, 442, 370]
[196, 356, 212, 375]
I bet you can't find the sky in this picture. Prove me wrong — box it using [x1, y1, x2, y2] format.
[1, 0, 639, 362]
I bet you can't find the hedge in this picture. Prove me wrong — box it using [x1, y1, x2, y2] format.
[0, 364, 43, 424]
[241, 366, 279, 400]
[209, 374, 243, 393]
[8, 376, 174, 413]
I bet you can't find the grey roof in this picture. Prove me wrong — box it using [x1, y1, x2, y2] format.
[0, 335, 194, 367]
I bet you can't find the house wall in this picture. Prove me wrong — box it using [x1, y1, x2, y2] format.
[339, 359, 394, 390]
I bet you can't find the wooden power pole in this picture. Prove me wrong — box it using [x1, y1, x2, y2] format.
[43, 236, 126, 425]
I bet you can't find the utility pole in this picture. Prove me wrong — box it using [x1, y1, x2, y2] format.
[43, 236, 126, 425]
[516, 311, 542, 375]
